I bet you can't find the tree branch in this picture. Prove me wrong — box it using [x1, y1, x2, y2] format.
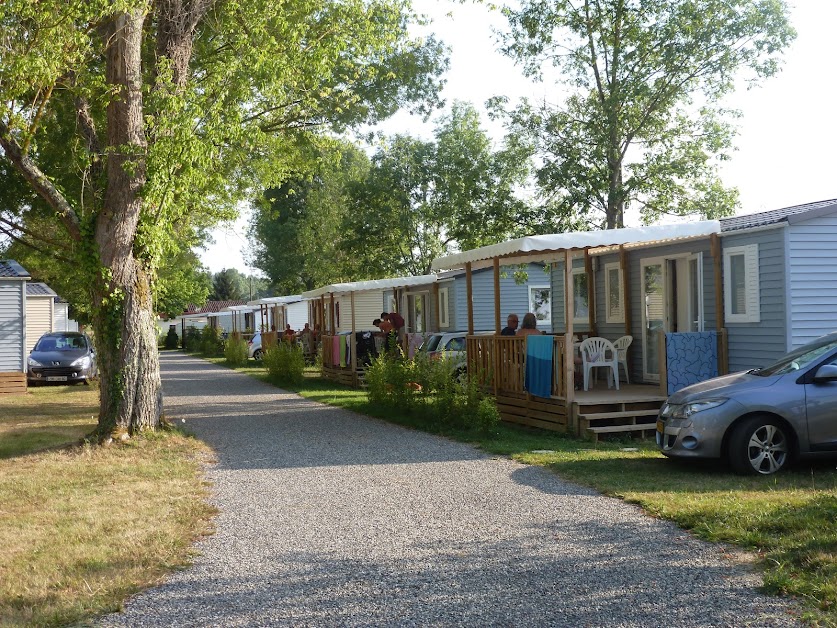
[0, 224, 74, 263]
[0, 120, 83, 242]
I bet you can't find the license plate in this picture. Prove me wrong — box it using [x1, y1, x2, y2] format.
[46, 376, 68, 382]
[656, 419, 664, 433]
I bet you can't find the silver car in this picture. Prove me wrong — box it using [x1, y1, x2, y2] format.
[657, 331, 837, 475]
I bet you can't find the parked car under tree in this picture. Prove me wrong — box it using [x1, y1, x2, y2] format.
[657, 331, 837, 475]
[27, 332, 97, 386]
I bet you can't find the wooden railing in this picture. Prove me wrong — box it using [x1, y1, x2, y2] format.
[466, 335, 568, 399]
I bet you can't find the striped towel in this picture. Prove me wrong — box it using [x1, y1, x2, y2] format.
[525, 335, 553, 398]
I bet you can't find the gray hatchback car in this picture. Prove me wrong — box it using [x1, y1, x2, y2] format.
[657, 331, 837, 475]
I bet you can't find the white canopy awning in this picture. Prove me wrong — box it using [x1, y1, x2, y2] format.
[430, 221, 721, 271]
[300, 275, 437, 299]
[221, 304, 258, 313]
[247, 295, 302, 307]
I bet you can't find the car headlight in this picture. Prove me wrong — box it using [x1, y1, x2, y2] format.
[71, 356, 91, 368]
[28, 357, 43, 367]
[663, 399, 727, 419]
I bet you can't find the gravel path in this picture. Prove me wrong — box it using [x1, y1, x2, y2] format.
[100, 352, 800, 627]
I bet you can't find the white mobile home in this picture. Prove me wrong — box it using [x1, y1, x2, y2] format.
[0, 260, 30, 393]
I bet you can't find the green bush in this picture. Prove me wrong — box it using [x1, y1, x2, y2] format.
[183, 326, 202, 351]
[224, 337, 249, 366]
[164, 327, 179, 350]
[199, 326, 223, 357]
[263, 341, 305, 386]
[366, 350, 499, 433]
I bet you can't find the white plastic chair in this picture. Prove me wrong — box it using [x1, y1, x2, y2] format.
[579, 337, 620, 391]
[613, 335, 633, 384]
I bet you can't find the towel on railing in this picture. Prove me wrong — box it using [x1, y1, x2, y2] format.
[339, 334, 347, 367]
[525, 335, 553, 398]
[332, 335, 340, 367]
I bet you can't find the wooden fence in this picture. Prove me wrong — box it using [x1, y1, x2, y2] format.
[466, 335, 568, 399]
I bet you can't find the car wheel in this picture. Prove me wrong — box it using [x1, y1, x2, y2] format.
[728, 415, 791, 475]
[253, 349, 263, 360]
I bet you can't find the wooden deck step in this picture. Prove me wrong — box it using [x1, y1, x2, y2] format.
[578, 410, 660, 421]
[586, 422, 658, 443]
[588, 423, 657, 434]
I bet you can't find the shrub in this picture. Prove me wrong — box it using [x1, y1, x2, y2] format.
[164, 327, 179, 350]
[224, 337, 249, 366]
[183, 326, 202, 351]
[199, 326, 223, 357]
[263, 341, 305, 386]
[366, 350, 500, 433]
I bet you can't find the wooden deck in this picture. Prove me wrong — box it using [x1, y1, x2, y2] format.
[0, 372, 27, 395]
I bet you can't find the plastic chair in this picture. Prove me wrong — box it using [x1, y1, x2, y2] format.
[579, 337, 620, 391]
[613, 335, 633, 384]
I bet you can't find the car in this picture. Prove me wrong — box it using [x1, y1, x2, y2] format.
[657, 331, 837, 475]
[27, 332, 97, 386]
[248, 332, 262, 360]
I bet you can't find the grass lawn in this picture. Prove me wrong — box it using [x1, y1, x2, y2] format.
[0, 384, 215, 627]
[211, 354, 837, 627]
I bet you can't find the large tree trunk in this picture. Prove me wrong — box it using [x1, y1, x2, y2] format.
[93, 8, 162, 437]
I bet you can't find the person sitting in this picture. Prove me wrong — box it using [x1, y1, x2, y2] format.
[516, 312, 543, 336]
[501, 313, 519, 336]
[283, 324, 295, 340]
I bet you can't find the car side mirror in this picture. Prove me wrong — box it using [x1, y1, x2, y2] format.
[813, 364, 837, 383]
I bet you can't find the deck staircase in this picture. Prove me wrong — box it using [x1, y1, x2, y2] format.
[574, 396, 665, 442]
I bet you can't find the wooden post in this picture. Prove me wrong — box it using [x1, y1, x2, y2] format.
[711, 233, 724, 329]
[718, 328, 728, 376]
[329, 293, 336, 333]
[432, 282, 440, 332]
[620, 246, 632, 336]
[584, 249, 595, 336]
[493, 257, 501, 334]
[466, 262, 474, 335]
[350, 291, 357, 386]
[564, 249, 575, 407]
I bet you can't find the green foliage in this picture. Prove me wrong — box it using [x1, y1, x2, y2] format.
[199, 326, 223, 357]
[344, 102, 537, 276]
[263, 342, 305, 386]
[210, 268, 244, 301]
[223, 338, 249, 367]
[365, 351, 499, 432]
[183, 326, 202, 352]
[164, 327, 180, 350]
[497, 0, 796, 228]
[248, 141, 372, 292]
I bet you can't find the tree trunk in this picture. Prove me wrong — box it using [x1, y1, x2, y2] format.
[92, 8, 162, 437]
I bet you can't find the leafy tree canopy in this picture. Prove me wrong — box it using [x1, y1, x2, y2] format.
[0, 0, 448, 435]
[497, 0, 796, 228]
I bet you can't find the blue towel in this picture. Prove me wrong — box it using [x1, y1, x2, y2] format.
[525, 335, 553, 398]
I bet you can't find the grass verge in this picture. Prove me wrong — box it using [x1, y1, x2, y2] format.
[213, 355, 837, 626]
[0, 385, 216, 627]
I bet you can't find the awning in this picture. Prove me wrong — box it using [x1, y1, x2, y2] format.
[247, 295, 302, 306]
[430, 220, 721, 271]
[300, 275, 437, 299]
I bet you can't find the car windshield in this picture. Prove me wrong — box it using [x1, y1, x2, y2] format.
[36, 335, 86, 351]
[420, 335, 443, 352]
[753, 335, 837, 376]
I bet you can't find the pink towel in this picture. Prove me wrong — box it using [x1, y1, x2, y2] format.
[332, 335, 340, 366]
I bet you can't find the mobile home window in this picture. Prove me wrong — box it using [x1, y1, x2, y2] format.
[529, 286, 552, 324]
[604, 262, 624, 324]
[439, 287, 450, 328]
[724, 244, 760, 323]
[572, 268, 590, 325]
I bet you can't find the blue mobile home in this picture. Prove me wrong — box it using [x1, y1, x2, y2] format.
[434, 263, 553, 333]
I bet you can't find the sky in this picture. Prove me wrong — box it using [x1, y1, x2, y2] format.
[199, 1, 837, 274]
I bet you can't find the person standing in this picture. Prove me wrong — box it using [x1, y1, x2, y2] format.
[501, 313, 519, 336]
